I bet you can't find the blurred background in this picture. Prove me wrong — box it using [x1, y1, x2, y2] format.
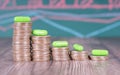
[0, 0, 120, 38]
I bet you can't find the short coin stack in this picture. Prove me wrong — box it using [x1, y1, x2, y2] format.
[12, 16, 32, 62]
[90, 49, 109, 61]
[32, 30, 51, 62]
[71, 44, 89, 61]
[52, 41, 70, 61]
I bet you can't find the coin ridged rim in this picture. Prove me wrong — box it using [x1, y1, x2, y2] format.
[33, 51, 50, 54]
[13, 53, 31, 56]
[53, 58, 70, 61]
[90, 56, 108, 61]
[32, 35, 51, 38]
[52, 51, 70, 54]
[13, 27, 32, 29]
[14, 22, 32, 26]
[13, 29, 31, 31]
[71, 55, 88, 58]
[32, 44, 50, 48]
[71, 53, 88, 56]
[71, 51, 88, 54]
[52, 47, 69, 50]
[32, 40, 51, 43]
[33, 59, 50, 62]
[13, 47, 30, 50]
[32, 53, 50, 56]
[33, 56, 51, 59]
[13, 50, 30, 53]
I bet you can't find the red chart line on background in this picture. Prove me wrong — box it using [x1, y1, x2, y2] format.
[33, 14, 120, 24]
[2, 9, 114, 24]
[0, 15, 85, 38]
[1, 9, 120, 21]
[1, 11, 120, 37]
[33, 11, 120, 24]
[0, 18, 120, 38]
[0, 16, 39, 32]
[34, 10, 120, 24]
[36, 10, 120, 18]
[1, 10, 120, 20]
[36, 15, 84, 38]
[1, 10, 120, 24]
[0, 12, 36, 25]
[0, 4, 120, 10]
[0, 11, 29, 20]
[0, 25, 13, 32]
[85, 22, 120, 37]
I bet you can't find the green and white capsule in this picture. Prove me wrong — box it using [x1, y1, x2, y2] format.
[52, 41, 68, 47]
[73, 44, 84, 51]
[14, 16, 31, 22]
[92, 49, 109, 56]
[32, 29, 48, 36]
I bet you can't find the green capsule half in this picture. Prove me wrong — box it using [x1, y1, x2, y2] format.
[14, 16, 31, 22]
[92, 49, 109, 56]
[32, 29, 48, 36]
[73, 44, 84, 51]
[52, 41, 68, 47]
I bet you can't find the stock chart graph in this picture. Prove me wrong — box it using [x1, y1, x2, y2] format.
[0, 0, 120, 37]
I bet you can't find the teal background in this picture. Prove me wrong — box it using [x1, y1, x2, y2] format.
[0, 0, 120, 38]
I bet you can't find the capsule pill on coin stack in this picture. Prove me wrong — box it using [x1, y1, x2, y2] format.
[12, 16, 32, 62]
[32, 29, 51, 62]
[90, 49, 109, 61]
[52, 41, 70, 61]
[71, 44, 89, 61]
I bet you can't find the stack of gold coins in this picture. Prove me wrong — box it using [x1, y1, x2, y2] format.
[71, 51, 89, 61]
[71, 44, 89, 61]
[52, 41, 70, 61]
[90, 49, 109, 61]
[32, 30, 51, 62]
[12, 16, 32, 62]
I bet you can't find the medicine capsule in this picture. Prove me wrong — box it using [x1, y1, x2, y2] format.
[73, 44, 84, 51]
[52, 41, 68, 47]
[14, 16, 31, 22]
[32, 29, 48, 36]
[92, 49, 109, 56]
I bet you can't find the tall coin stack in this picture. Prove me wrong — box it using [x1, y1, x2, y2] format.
[12, 16, 32, 62]
[32, 30, 51, 62]
[71, 44, 89, 61]
[52, 41, 70, 61]
[90, 49, 109, 61]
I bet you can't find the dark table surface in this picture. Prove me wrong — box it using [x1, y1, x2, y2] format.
[0, 38, 120, 75]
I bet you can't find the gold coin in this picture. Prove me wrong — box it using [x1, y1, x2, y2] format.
[33, 51, 50, 55]
[32, 36, 51, 40]
[32, 44, 50, 49]
[90, 56, 108, 61]
[71, 55, 88, 61]
[33, 58, 50, 62]
[52, 47, 69, 51]
[52, 52, 70, 56]
[23, 56, 31, 61]
[71, 51, 88, 55]
[13, 50, 30, 54]
[14, 22, 32, 27]
[53, 57, 70, 61]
